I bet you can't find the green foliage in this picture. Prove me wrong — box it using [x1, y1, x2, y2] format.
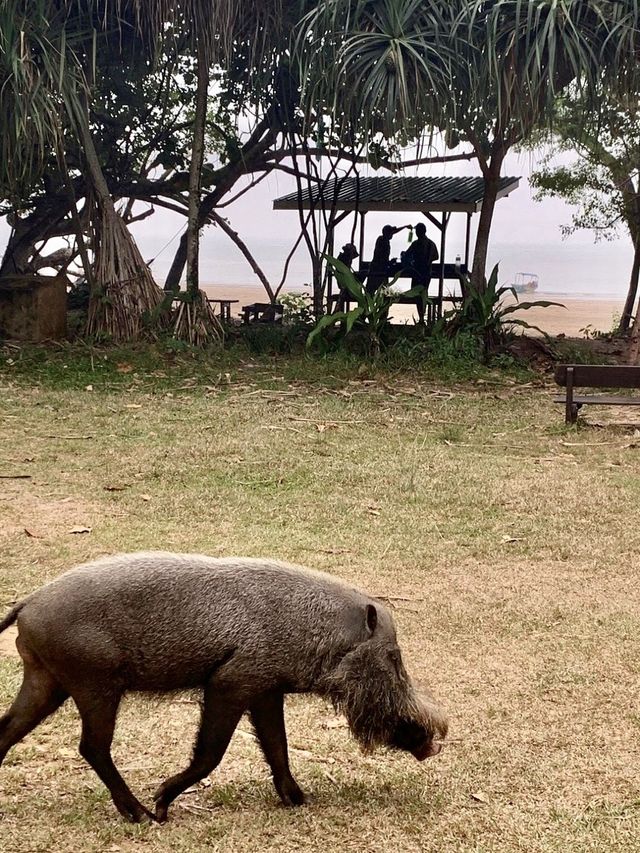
[0, 0, 86, 200]
[529, 88, 640, 244]
[280, 292, 314, 328]
[437, 264, 564, 360]
[307, 255, 423, 356]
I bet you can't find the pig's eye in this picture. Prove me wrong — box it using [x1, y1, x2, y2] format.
[388, 649, 401, 671]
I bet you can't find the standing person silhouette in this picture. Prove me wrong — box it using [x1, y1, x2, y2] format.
[366, 224, 411, 295]
[403, 223, 439, 323]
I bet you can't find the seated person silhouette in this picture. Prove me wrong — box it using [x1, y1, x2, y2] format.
[334, 243, 360, 312]
[403, 223, 439, 323]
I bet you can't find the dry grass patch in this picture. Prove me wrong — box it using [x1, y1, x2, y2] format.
[1, 358, 640, 852]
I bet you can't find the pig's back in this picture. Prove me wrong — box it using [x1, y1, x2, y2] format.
[16, 553, 390, 691]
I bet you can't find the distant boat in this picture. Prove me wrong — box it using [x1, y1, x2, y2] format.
[511, 272, 539, 294]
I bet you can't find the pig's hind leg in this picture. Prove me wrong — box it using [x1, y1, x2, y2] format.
[250, 691, 305, 806]
[73, 687, 155, 823]
[153, 681, 245, 822]
[0, 639, 68, 766]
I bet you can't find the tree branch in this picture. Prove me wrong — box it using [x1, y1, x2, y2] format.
[209, 211, 274, 301]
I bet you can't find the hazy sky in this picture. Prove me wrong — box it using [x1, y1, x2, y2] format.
[1, 142, 633, 300]
[129, 143, 633, 299]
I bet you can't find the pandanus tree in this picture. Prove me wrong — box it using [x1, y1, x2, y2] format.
[296, 0, 639, 294]
[1, 0, 289, 342]
[0, 0, 165, 341]
[448, 0, 640, 293]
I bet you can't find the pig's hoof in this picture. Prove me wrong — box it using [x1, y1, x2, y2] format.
[120, 802, 157, 824]
[154, 800, 170, 824]
[278, 781, 306, 807]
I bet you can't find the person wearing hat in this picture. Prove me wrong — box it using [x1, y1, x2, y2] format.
[366, 224, 411, 295]
[334, 243, 360, 312]
[337, 242, 359, 268]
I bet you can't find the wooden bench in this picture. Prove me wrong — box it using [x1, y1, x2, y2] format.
[206, 298, 239, 323]
[241, 302, 283, 324]
[329, 292, 462, 325]
[329, 261, 466, 323]
[554, 364, 640, 424]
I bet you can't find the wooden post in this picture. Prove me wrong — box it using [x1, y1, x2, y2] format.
[565, 366, 575, 424]
[438, 212, 449, 320]
[359, 211, 366, 260]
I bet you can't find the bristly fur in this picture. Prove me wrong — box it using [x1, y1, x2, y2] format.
[319, 640, 448, 752]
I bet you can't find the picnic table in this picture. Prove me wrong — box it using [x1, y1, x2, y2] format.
[241, 302, 283, 324]
[206, 298, 239, 323]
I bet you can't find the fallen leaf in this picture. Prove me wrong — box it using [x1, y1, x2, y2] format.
[23, 528, 42, 538]
[501, 535, 522, 544]
[367, 507, 381, 516]
[322, 717, 348, 729]
[103, 484, 130, 492]
[124, 404, 142, 410]
[116, 363, 133, 373]
[68, 526, 91, 535]
[140, 494, 151, 502]
[470, 790, 489, 804]
[85, 384, 93, 392]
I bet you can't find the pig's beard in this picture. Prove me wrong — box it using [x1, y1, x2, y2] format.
[319, 641, 448, 753]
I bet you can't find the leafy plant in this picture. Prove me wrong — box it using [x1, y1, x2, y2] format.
[438, 264, 564, 360]
[307, 255, 423, 356]
[280, 292, 314, 327]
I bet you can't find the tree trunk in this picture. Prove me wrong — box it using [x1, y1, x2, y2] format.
[76, 109, 164, 341]
[185, 38, 209, 299]
[171, 38, 222, 344]
[620, 237, 640, 335]
[619, 175, 640, 335]
[164, 116, 278, 293]
[470, 148, 505, 292]
[0, 198, 71, 279]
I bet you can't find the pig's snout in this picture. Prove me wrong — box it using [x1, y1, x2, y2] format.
[412, 739, 443, 761]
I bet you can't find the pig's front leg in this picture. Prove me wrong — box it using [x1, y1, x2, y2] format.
[250, 690, 305, 806]
[153, 682, 245, 822]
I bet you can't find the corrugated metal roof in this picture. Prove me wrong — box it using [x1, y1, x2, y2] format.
[273, 176, 520, 213]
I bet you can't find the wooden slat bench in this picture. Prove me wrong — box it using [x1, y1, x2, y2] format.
[554, 364, 640, 424]
[241, 302, 283, 324]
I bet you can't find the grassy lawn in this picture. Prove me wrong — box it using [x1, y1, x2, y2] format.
[1, 344, 639, 852]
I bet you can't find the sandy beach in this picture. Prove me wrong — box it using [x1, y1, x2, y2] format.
[201, 282, 623, 338]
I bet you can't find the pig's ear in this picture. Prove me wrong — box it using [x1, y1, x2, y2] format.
[365, 604, 377, 635]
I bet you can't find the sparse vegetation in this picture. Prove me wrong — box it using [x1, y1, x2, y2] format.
[1, 347, 640, 852]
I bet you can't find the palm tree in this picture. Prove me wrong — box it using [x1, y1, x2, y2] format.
[297, 0, 639, 295]
[446, 0, 640, 292]
[0, 0, 167, 341]
[298, 0, 451, 141]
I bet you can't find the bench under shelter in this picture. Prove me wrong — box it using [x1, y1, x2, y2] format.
[273, 175, 520, 321]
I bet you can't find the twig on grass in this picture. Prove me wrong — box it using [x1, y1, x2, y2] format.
[38, 434, 94, 440]
[288, 416, 366, 426]
[261, 425, 305, 435]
